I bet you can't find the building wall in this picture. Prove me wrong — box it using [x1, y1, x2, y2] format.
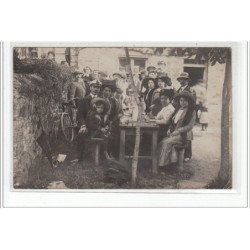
[206, 62, 225, 129]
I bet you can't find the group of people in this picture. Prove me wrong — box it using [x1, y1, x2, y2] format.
[67, 61, 206, 170]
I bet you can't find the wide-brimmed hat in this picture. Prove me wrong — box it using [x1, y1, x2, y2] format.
[89, 79, 101, 87]
[142, 77, 156, 86]
[113, 72, 125, 79]
[146, 66, 156, 73]
[159, 89, 175, 100]
[90, 97, 109, 112]
[177, 72, 191, 82]
[173, 91, 196, 107]
[101, 79, 117, 92]
[157, 73, 170, 82]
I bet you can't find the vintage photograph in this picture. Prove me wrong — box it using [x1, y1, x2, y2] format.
[12, 45, 232, 190]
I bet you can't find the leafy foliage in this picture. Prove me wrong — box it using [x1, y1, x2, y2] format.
[128, 47, 230, 66]
[14, 55, 74, 104]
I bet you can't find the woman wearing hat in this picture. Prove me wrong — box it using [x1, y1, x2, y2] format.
[176, 72, 196, 161]
[157, 91, 196, 170]
[100, 80, 118, 121]
[143, 78, 157, 113]
[151, 73, 173, 105]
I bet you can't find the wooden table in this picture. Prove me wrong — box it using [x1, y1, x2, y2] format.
[119, 121, 159, 174]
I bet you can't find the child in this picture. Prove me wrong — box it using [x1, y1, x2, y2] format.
[86, 98, 111, 140]
[199, 106, 209, 131]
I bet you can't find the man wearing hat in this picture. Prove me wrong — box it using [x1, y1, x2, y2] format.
[83, 66, 93, 83]
[68, 69, 89, 109]
[76, 79, 102, 162]
[176, 72, 195, 94]
[100, 79, 121, 157]
[147, 66, 157, 79]
[139, 70, 147, 81]
[77, 79, 101, 129]
[113, 72, 127, 95]
[176, 72, 196, 162]
[157, 60, 167, 74]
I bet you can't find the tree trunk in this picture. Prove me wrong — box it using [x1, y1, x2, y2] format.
[124, 48, 142, 185]
[211, 49, 232, 188]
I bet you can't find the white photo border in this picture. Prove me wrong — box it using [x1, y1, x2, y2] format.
[2, 42, 248, 207]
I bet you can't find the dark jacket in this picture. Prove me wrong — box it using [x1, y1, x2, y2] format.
[68, 81, 89, 108]
[177, 85, 196, 99]
[86, 111, 110, 139]
[144, 88, 155, 113]
[77, 94, 97, 126]
[103, 97, 119, 123]
[170, 108, 196, 142]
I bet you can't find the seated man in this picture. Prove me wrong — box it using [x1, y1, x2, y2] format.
[76, 80, 101, 162]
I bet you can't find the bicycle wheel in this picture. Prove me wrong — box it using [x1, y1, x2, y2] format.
[61, 112, 74, 142]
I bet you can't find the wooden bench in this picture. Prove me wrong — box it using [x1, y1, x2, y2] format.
[174, 143, 188, 171]
[86, 138, 105, 166]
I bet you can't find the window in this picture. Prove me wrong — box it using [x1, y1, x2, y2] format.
[119, 57, 147, 72]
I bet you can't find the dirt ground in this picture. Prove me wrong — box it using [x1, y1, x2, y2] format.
[24, 122, 221, 189]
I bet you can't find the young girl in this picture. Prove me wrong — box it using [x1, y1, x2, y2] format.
[86, 98, 111, 141]
[157, 91, 196, 171]
[199, 106, 209, 131]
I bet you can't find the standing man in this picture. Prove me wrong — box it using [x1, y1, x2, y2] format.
[176, 72, 196, 95]
[176, 72, 196, 163]
[83, 66, 93, 83]
[68, 69, 88, 109]
[113, 72, 127, 95]
[146, 66, 157, 79]
[157, 60, 167, 74]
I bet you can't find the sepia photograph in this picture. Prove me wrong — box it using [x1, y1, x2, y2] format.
[12, 44, 232, 190]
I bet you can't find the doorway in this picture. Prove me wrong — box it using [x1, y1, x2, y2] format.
[184, 66, 205, 86]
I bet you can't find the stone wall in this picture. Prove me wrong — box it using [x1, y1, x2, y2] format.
[13, 73, 63, 187]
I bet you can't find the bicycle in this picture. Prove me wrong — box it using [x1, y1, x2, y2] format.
[60, 98, 79, 143]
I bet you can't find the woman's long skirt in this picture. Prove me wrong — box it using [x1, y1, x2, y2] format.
[157, 134, 183, 167]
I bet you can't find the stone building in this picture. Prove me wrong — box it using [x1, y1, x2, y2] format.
[15, 47, 210, 89]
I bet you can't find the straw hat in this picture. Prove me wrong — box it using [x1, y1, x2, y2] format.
[177, 72, 191, 82]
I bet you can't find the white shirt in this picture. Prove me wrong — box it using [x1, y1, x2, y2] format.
[180, 85, 188, 92]
[174, 109, 185, 124]
[156, 104, 175, 124]
[90, 93, 98, 98]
